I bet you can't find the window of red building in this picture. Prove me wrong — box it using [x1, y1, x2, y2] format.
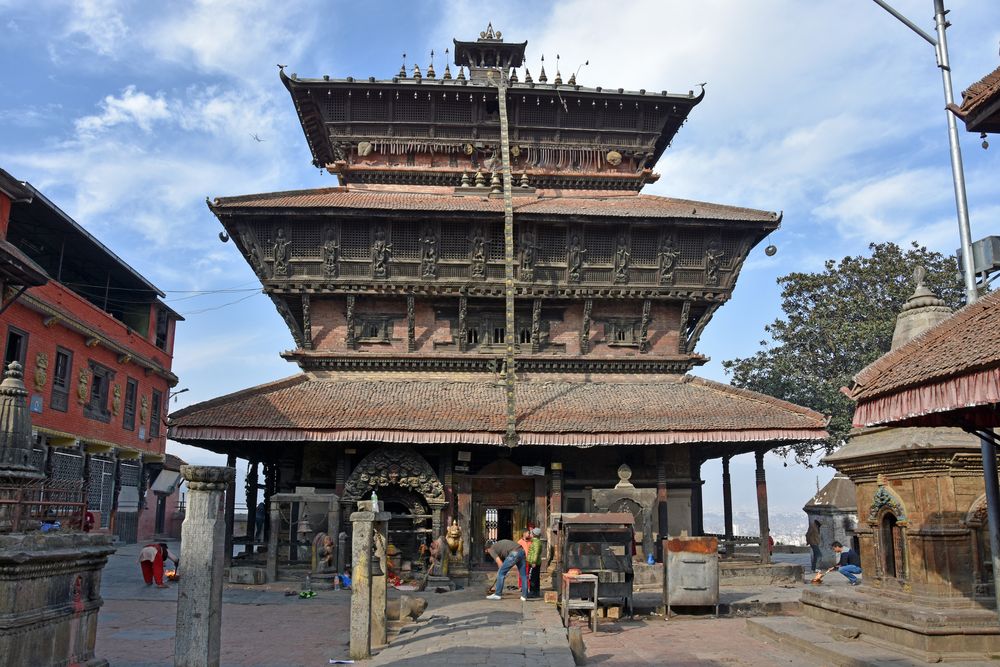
[150, 388, 163, 439]
[50, 347, 72, 412]
[123, 377, 138, 431]
[84, 361, 114, 423]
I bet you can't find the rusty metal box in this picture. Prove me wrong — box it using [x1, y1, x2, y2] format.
[663, 535, 719, 615]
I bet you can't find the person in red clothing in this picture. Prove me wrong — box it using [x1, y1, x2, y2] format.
[139, 542, 179, 588]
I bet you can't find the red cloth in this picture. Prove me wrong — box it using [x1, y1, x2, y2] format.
[141, 555, 164, 585]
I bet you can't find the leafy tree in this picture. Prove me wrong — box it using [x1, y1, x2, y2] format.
[722, 242, 964, 464]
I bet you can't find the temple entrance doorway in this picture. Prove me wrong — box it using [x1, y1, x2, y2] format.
[378, 487, 432, 569]
[470, 459, 536, 567]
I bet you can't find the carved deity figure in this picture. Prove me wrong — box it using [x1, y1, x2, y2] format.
[613, 234, 630, 284]
[520, 230, 537, 280]
[658, 234, 680, 285]
[371, 227, 392, 278]
[567, 234, 586, 283]
[140, 395, 149, 425]
[272, 228, 292, 278]
[313, 532, 335, 573]
[321, 228, 339, 278]
[76, 369, 89, 405]
[238, 227, 265, 277]
[705, 238, 725, 286]
[470, 228, 487, 279]
[33, 352, 48, 390]
[111, 384, 121, 416]
[420, 225, 438, 278]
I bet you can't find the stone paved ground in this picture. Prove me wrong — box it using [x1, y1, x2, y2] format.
[95, 541, 839, 666]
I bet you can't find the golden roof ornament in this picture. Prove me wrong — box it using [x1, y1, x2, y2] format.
[399, 53, 407, 78]
[538, 55, 547, 83]
[554, 54, 562, 85]
[427, 50, 436, 79]
[480, 22, 501, 41]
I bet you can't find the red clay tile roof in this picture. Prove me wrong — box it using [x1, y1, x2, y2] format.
[210, 187, 779, 223]
[846, 289, 1000, 427]
[169, 374, 827, 447]
[949, 66, 1000, 128]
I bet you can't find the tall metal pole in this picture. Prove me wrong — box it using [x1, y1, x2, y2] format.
[932, 0, 978, 304]
[980, 434, 1000, 617]
[494, 68, 518, 447]
[872, 0, 978, 304]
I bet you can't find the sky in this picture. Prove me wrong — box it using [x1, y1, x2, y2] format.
[2, 0, 999, 518]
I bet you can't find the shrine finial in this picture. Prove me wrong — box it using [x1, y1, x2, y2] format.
[399, 53, 407, 78]
[480, 22, 501, 41]
[538, 54, 547, 83]
[554, 54, 562, 86]
[427, 49, 436, 79]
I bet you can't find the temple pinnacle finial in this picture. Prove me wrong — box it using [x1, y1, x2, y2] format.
[456, 65, 466, 81]
[413, 62, 422, 80]
[427, 49, 436, 78]
[443, 48, 452, 79]
[480, 22, 501, 41]
[399, 53, 407, 78]
[913, 265, 926, 288]
[554, 54, 562, 86]
[524, 67, 532, 84]
[538, 54, 547, 83]
[509, 67, 518, 83]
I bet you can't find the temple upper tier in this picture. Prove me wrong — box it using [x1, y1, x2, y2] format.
[280, 27, 703, 191]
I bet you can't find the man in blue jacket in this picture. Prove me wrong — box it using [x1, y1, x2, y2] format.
[830, 541, 862, 586]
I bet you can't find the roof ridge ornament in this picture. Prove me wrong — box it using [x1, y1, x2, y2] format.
[554, 54, 562, 86]
[443, 48, 452, 79]
[538, 55, 547, 83]
[399, 53, 407, 79]
[427, 50, 436, 79]
[480, 22, 501, 41]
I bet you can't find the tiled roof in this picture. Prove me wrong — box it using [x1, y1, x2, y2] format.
[169, 374, 827, 446]
[163, 453, 187, 471]
[848, 289, 1000, 402]
[210, 187, 779, 223]
[951, 66, 1000, 121]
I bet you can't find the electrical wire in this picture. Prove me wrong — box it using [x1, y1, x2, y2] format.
[180, 292, 263, 316]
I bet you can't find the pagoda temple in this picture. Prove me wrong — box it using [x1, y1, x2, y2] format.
[169, 26, 827, 572]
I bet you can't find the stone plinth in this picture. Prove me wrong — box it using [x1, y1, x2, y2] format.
[0, 532, 115, 667]
[175, 465, 234, 667]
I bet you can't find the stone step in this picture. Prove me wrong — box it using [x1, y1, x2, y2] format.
[746, 616, 949, 667]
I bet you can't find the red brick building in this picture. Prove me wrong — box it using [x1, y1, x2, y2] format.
[170, 28, 827, 572]
[0, 167, 181, 542]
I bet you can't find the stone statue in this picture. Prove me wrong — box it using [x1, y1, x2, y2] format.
[313, 532, 335, 573]
[658, 234, 680, 285]
[140, 395, 149, 425]
[76, 369, 89, 405]
[322, 228, 339, 278]
[420, 225, 438, 278]
[371, 227, 392, 278]
[567, 234, 586, 283]
[613, 234, 630, 284]
[470, 228, 487, 279]
[705, 237, 725, 286]
[913, 264, 926, 288]
[33, 352, 47, 391]
[111, 384, 121, 416]
[272, 227, 291, 278]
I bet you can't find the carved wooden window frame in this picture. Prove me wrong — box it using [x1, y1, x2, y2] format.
[355, 315, 397, 344]
[50, 347, 73, 413]
[122, 377, 138, 431]
[3, 325, 28, 367]
[84, 360, 115, 423]
[150, 388, 163, 439]
[602, 318, 642, 347]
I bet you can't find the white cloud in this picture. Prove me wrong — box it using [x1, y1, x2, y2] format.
[75, 86, 171, 135]
[58, 0, 129, 58]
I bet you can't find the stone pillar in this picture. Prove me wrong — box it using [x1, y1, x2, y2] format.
[690, 457, 704, 536]
[754, 450, 771, 565]
[722, 455, 734, 558]
[175, 465, 235, 667]
[350, 500, 390, 660]
[431, 504, 443, 539]
[223, 453, 236, 568]
[656, 450, 669, 544]
[245, 460, 259, 550]
[266, 499, 280, 582]
[372, 519, 388, 648]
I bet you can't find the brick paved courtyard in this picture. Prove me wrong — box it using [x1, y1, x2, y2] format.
[96, 541, 822, 666]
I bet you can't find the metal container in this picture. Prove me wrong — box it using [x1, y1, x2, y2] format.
[663, 535, 719, 616]
[553, 513, 635, 615]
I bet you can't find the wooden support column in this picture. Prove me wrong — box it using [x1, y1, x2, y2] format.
[534, 476, 547, 534]
[245, 460, 259, 551]
[224, 453, 237, 568]
[690, 456, 704, 536]
[440, 455, 455, 524]
[755, 449, 771, 565]
[458, 296, 468, 352]
[109, 450, 122, 536]
[580, 300, 593, 354]
[722, 455, 734, 558]
[346, 295, 356, 350]
[406, 295, 416, 352]
[550, 462, 563, 517]
[335, 451, 347, 497]
[301, 294, 312, 350]
[456, 477, 472, 568]
[263, 461, 276, 544]
[657, 447, 669, 543]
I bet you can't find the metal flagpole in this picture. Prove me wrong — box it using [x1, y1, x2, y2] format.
[493, 67, 518, 447]
[872, 0, 978, 305]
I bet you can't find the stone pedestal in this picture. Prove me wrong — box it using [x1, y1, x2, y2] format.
[349, 500, 390, 660]
[0, 532, 115, 667]
[174, 465, 235, 667]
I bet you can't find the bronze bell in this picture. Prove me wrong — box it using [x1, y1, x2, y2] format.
[370, 544, 384, 577]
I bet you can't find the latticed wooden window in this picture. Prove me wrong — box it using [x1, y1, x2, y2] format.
[587, 228, 615, 264]
[604, 107, 638, 130]
[394, 99, 429, 122]
[350, 96, 387, 121]
[325, 93, 347, 122]
[340, 224, 370, 260]
[488, 223, 504, 261]
[719, 234, 741, 268]
[519, 102, 557, 126]
[536, 225, 566, 263]
[393, 223, 420, 260]
[642, 109, 664, 132]
[631, 229, 658, 266]
[437, 100, 472, 124]
[562, 103, 598, 128]
[291, 226, 321, 258]
[678, 230, 704, 267]
[439, 222, 467, 260]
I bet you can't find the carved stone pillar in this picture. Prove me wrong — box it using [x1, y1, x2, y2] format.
[755, 449, 771, 565]
[690, 456, 704, 536]
[174, 465, 234, 667]
[224, 453, 237, 568]
[406, 295, 416, 352]
[334, 452, 347, 497]
[657, 448, 669, 542]
[346, 295, 356, 350]
[440, 456, 454, 524]
[580, 300, 592, 354]
[350, 500, 390, 660]
[431, 504, 443, 539]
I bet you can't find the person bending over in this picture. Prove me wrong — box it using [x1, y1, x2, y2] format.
[485, 538, 529, 601]
[829, 541, 862, 586]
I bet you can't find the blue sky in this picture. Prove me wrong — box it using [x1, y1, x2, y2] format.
[2, 0, 999, 516]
